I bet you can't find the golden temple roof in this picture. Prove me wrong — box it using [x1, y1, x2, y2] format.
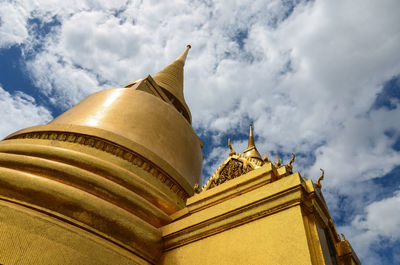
[243, 124, 262, 161]
[152, 45, 192, 123]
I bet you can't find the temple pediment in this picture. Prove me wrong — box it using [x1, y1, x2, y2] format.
[203, 152, 264, 191]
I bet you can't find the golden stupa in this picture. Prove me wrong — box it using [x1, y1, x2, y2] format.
[0, 46, 360, 265]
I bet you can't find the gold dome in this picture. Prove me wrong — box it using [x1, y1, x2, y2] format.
[0, 45, 203, 263]
[5, 46, 203, 201]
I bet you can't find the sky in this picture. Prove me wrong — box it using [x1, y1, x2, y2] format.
[0, 0, 399, 264]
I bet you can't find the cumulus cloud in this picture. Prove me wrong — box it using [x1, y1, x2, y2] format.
[0, 2, 29, 48]
[354, 191, 400, 239]
[0, 86, 52, 138]
[310, 106, 400, 188]
[0, 0, 400, 263]
[339, 191, 400, 265]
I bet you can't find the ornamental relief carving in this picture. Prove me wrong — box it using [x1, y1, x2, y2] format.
[209, 159, 253, 189]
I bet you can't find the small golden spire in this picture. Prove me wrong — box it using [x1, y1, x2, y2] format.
[243, 124, 262, 161]
[152, 45, 192, 122]
[248, 124, 255, 149]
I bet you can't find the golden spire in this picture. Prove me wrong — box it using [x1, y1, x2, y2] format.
[248, 124, 255, 147]
[243, 124, 262, 161]
[152, 45, 192, 122]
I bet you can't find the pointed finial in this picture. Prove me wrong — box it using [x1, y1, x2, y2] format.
[263, 153, 269, 162]
[152, 45, 193, 123]
[176, 44, 191, 64]
[228, 138, 235, 156]
[274, 156, 281, 168]
[243, 124, 262, 160]
[287, 153, 295, 171]
[194, 183, 201, 194]
[248, 124, 255, 149]
[316, 168, 324, 189]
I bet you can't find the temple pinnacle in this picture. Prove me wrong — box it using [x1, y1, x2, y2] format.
[248, 124, 255, 149]
[243, 124, 262, 161]
[175, 44, 191, 63]
[152, 45, 192, 123]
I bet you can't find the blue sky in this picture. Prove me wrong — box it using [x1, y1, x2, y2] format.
[1, 1, 400, 264]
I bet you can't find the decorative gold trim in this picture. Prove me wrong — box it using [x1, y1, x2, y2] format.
[6, 131, 189, 200]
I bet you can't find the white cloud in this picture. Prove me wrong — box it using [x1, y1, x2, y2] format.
[339, 191, 400, 265]
[26, 49, 101, 108]
[0, 86, 52, 138]
[354, 191, 400, 239]
[0, 2, 29, 48]
[309, 106, 400, 188]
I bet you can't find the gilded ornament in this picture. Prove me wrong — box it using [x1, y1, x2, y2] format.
[263, 153, 269, 162]
[193, 183, 201, 194]
[287, 153, 295, 171]
[228, 138, 235, 156]
[274, 156, 281, 168]
[316, 168, 324, 189]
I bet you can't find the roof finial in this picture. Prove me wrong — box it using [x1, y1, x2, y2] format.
[228, 138, 235, 156]
[243, 124, 262, 161]
[287, 153, 295, 171]
[274, 156, 281, 168]
[152, 45, 192, 123]
[248, 124, 255, 149]
[193, 183, 201, 194]
[315, 168, 325, 189]
[176, 44, 191, 64]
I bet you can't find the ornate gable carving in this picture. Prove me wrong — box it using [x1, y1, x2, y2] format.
[203, 153, 263, 191]
[208, 159, 251, 189]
